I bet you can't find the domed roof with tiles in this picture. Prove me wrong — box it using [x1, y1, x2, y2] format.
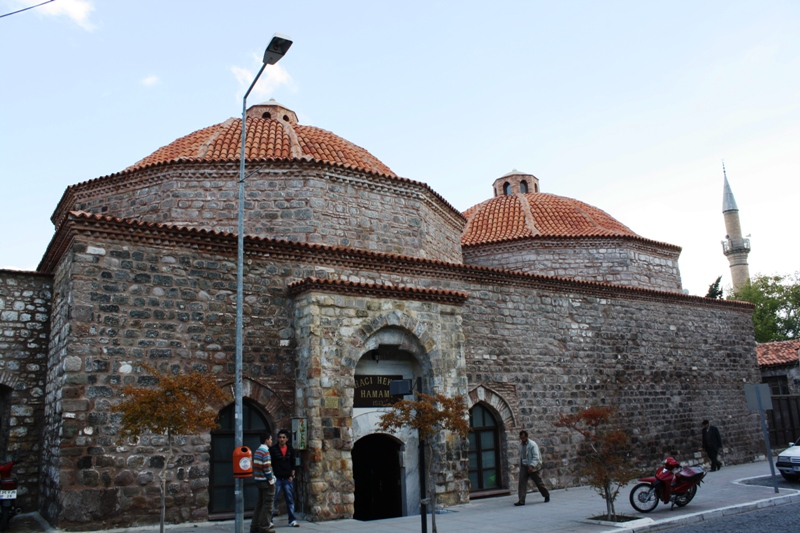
[126, 100, 395, 177]
[462, 172, 640, 246]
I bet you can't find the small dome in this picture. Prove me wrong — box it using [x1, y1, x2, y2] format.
[127, 100, 395, 176]
[462, 186, 638, 246]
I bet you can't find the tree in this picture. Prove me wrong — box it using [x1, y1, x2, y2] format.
[731, 272, 800, 342]
[555, 406, 639, 521]
[706, 276, 724, 299]
[112, 364, 229, 533]
[378, 392, 469, 533]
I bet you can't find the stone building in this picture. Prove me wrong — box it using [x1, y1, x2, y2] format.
[758, 340, 800, 396]
[0, 100, 763, 530]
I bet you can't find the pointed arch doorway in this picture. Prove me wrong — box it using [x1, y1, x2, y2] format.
[352, 434, 403, 521]
[209, 401, 271, 516]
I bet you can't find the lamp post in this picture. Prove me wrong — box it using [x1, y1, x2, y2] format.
[235, 33, 292, 533]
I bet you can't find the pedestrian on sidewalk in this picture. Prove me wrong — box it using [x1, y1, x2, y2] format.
[251, 433, 276, 533]
[270, 429, 299, 527]
[515, 430, 550, 506]
[702, 420, 724, 471]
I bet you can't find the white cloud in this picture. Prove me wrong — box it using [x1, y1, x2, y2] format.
[141, 75, 159, 87]
[231, 53, 296, 102]
[16, 0, 97, 31]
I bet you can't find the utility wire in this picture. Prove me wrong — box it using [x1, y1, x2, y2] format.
[0, 0, 55, 20]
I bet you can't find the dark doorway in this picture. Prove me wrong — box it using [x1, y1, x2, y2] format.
[353, 434, 403, 520]
[209, 401, 270, 516]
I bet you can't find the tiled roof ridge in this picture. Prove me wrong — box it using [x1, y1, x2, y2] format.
[197, 117, 237, 159]
[51, 157, 466, 230]
[39, 211, 752, 312]
[281, 118, 304, 159]
[288, 277, 469, 305]
[515, 193, 541, 236]
[756, 339, 800, 368]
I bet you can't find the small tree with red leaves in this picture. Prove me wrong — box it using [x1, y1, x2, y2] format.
[112, 364, 228, 533]
[555, 405, 638, 520]
[378, 392, 469, 533]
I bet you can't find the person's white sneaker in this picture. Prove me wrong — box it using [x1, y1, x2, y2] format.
[289, 521, 299, 527]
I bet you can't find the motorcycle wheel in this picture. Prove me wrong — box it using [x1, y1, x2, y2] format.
[674, 484, 697, 507]
[630, 482, 659, 513]
[0, 504, 9, 532]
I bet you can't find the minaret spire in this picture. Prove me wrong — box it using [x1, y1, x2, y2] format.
[720, 161, 751, 292]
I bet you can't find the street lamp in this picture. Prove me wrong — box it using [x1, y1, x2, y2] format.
[235, 33, 292, 533]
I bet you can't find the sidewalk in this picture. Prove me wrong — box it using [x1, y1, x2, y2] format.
[12, 460, 800, 533]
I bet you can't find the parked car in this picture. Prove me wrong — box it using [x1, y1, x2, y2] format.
[776, 438, 800, 482]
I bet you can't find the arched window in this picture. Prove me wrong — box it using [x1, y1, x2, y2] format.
[468, 404, 501, 491]
[503, 182, 511, 195]
[210, 401, 270, 515]
[520, 181, 528, 193]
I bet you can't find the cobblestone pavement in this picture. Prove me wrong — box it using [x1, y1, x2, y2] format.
[651, 500, 800, 532]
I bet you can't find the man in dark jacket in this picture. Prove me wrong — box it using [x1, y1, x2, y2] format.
[702, 420, 723, 471]
[269, 429, 298, 527]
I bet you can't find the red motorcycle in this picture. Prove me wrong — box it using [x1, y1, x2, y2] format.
[629, 457, 706, 513]
[0, 461, 18, 531]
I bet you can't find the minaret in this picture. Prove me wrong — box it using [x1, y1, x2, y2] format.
[721, 162, 751, 292]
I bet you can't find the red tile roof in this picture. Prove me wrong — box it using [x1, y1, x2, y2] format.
[462, 192, 639, 246]
[757, 340, 800, 368]
[126, 116, 395, 177]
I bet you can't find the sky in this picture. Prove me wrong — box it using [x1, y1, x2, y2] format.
[1, 0, 798, 296]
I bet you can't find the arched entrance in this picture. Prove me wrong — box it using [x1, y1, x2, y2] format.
[209, 401, 270, 515]
[353, 434, 403, 521]
[468, 404, 501, 491]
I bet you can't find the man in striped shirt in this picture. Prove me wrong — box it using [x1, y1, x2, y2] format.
[251, 433, 276, 533]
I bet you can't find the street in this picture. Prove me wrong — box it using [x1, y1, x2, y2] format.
[658, 501, 800, 532]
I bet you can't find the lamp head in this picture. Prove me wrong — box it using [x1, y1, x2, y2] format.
[263, 33, 293, 65]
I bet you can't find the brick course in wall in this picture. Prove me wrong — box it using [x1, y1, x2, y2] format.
[31, 214, 761, 529]
[0, 269, 52, 512]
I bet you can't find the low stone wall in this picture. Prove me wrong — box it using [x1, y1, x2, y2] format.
[0, 269, 52, 512]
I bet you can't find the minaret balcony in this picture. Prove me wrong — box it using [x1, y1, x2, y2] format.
[722, 237, 750, 254]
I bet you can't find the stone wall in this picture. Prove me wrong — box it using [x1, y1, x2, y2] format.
[0, 269, 52, 512]
[458, 280, 762, 487]
[53, 161, 465, 264]
[39, 234, 299, 529]
[463, 237, 683, 292]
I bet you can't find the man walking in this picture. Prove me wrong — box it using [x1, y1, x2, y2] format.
[251, 433, 276, 533]
[514, 430, 550, 506]
[270, 429, 299, 527]
[702, 420, 723, 471]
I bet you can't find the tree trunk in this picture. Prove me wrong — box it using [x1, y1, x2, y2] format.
[160, 430, 175, 533]
[604, 482, 615, 521]
[427, 443, 437, 533]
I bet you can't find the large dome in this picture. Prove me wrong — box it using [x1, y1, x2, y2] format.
[462, 174, 638, 246]
[127, 100, 395, 177]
